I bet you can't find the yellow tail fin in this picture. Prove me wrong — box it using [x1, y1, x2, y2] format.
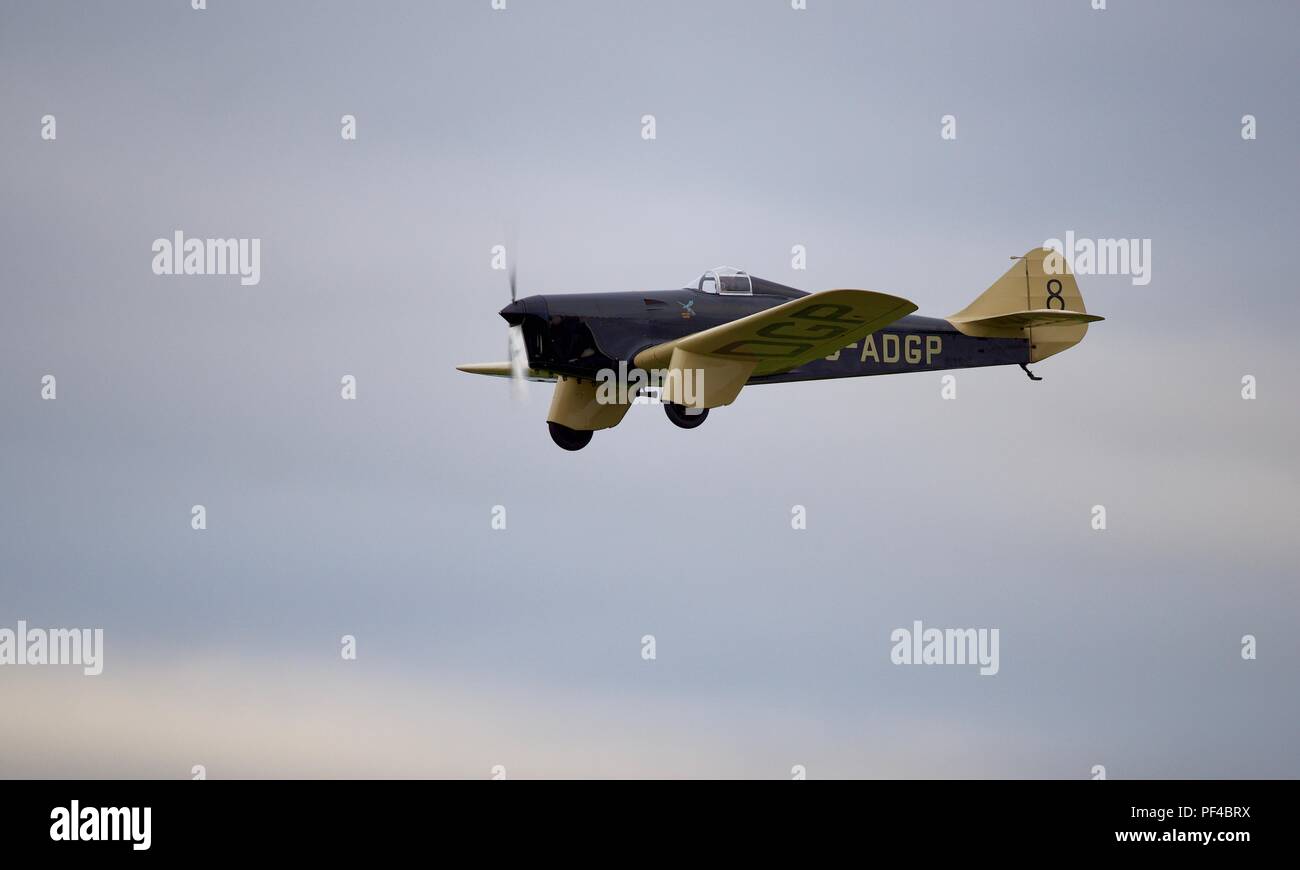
[949, 248, 1102, 361]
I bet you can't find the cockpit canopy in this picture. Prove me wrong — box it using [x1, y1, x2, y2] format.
[696, 266, 753, 296]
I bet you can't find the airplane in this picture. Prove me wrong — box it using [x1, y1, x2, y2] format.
[457, 247, 1103, 450]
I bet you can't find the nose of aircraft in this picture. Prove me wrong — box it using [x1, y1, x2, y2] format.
[499, 299, 526, 324]
[499, 296, 547, 325]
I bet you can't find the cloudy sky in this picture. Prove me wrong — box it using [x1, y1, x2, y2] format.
[1, 0, 1297, 778]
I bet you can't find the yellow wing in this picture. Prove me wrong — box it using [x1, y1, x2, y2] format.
[633, 289, 917, 408]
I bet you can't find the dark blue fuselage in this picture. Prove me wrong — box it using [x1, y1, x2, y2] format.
[501, 279, 1028, 383]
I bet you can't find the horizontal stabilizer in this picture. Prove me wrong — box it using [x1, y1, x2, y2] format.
[950, 309, 1104, 331]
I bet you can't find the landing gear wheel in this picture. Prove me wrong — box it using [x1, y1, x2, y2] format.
[548, 421, 593, 451]
[664, 403, 709, 429]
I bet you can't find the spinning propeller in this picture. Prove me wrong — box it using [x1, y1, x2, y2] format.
[505, 257, 528, 400]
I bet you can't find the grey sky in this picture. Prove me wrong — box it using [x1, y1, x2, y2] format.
[1, 0, 1297, 777]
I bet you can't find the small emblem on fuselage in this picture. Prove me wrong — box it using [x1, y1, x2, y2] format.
[678, 300, 695, 319]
